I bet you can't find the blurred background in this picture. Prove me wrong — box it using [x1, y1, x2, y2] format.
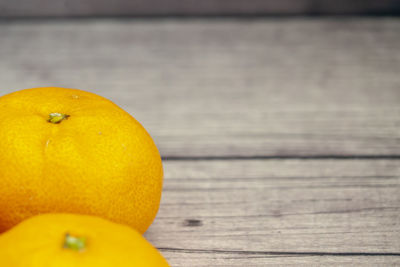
[1, 0, 400, 16]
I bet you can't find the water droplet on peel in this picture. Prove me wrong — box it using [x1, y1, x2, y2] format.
[71, 95, 79, 99]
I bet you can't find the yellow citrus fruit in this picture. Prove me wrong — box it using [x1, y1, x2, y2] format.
[0, 213, 170, 267]
[0, 87, 163, 233]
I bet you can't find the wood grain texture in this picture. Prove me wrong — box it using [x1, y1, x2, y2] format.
[0, 18, 399, 158]
[146, 159, 400, 266]
[1, 0, 400, 17]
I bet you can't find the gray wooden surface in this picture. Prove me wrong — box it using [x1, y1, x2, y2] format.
[150, 159, 400, 266]
[0, 18, 399, 266]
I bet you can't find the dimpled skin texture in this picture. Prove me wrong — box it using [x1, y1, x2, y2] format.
[0, 87, 163, 233]
[0, 213, 170, 267]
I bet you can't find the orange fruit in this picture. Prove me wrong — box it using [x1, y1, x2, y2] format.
[0, 213, 170, 267]
[0, 87, 163, 233]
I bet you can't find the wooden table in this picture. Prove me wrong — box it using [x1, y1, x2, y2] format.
[0, 17, 399, 266]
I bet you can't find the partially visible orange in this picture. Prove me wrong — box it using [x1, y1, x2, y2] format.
[0, 213, 170, 267]
[0, 87, 163, 233]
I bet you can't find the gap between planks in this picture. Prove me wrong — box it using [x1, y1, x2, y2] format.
[162, 155, 400, 161]
[158, 247, 400, 257]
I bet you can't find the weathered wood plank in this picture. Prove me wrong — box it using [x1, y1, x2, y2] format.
[145, 159, 400, 265]
[0, 19, 399, 157]
[159, 252, 400, 267]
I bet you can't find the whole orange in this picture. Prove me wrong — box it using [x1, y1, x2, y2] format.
[0, 213, 170, 266]
[0, 87, 163, 233]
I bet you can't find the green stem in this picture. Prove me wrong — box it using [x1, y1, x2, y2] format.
[48, 113, 70, 124]
[63, 233, 86, 252]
